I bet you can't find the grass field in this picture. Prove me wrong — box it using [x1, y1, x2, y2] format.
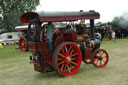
[0, 39, 128, 85]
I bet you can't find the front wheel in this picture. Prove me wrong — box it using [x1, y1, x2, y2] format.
[52, 42, 82, 76]
[92, 49, 109, 68]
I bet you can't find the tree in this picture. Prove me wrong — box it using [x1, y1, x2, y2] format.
[0, 0, 40, 32]
[111, 16, 128, 30]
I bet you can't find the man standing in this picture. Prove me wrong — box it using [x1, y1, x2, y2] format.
[112, 30, 116, 43]
[46, 22, 58, 49]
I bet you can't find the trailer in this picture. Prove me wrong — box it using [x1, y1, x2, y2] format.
[0, 32, 19, 45]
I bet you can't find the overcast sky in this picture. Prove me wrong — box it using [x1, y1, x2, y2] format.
[36, 0, 128, 22]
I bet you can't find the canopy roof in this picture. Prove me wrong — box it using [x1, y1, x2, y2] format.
[20, 10, 100, 23]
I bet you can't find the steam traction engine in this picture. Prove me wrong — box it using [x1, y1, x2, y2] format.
[17, 10, 109, 76]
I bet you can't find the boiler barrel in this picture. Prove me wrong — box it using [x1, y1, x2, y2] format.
[92, 39, 101, 51]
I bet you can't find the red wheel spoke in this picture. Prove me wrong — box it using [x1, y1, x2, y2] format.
[67, 64, 71, 73]
[58, 61, 65, 65]
[70, 49, 74, 55]
[65, 46, 68, 53]
[72, 58, 77, 60]
[68, 45, 73, 53]
[57, 58, 62, 61]
[99, 51, 104, 57]
[64, 64, 67, 72]
[100, 60, 102, 66]
[61, 64, 65, 71]
[71, 61, 77, 66]
[58, 53, 65, 58]
[71, 52, 78, 57]
[69, 63, 73, 70]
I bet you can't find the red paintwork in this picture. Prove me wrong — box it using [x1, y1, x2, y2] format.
[64, 32, 77, 42]
[29, 42, 50, 72]
[83, 48, 93, 59]
[33, 58, 42, 72]
[83, 33, 88, 39]
[39, 16, 99, 22]
[54, 34, 65, 47]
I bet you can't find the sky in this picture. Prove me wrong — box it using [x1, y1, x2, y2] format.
[36, 0, 128, 22]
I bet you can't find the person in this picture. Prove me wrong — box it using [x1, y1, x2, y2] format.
[95, 32, 102, 41]
[112, 30, 116, 43]
[66, 25, 71, 32]
[40, 22, 58, 49]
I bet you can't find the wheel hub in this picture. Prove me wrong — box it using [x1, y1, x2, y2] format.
[99, 57, 102, 60]
[66, 56, 71, 62]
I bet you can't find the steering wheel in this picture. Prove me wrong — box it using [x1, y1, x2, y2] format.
[28, 20, 41, 41]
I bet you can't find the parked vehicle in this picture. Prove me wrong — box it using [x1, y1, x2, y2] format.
[15, 26, 29, 52]
[18, 10, 109, 76]
[0, 32, 19, 45]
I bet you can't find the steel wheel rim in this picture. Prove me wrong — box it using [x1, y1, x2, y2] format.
[19, 37, 27, 52]
[56, 43, 81, 76]
[92, 49, 109, 68]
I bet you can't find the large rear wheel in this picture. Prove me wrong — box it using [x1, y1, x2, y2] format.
[52, 42, 82, 76]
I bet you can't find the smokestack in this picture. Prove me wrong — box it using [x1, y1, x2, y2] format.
[90, 19, 95, 39]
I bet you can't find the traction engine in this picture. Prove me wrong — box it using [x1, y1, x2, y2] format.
[16, 10, 109, 76]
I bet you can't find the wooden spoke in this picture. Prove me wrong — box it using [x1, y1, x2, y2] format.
[71, 61, 77, 66]
[68, 45, 73, 53]
[99, 51, 104, 57]
[58, 61, 65, 65]
[71, 53, 78, 57]
[64, 64, 67, 72]
[65, 46, 68, 52]
[69, 63, 73, 70]
[72, 58, 77, 60]
[67, 64, 71, 73]
[70, 49, 74, 55]
[58, 53, 65, 58]
[57, 58, 62, 61]
[61, 64, 65, 71]
[100, 60, 102, 66]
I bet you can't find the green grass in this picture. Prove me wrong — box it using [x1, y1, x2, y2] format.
[0, 45, 31, 60]
[0, 39, 128, 85]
